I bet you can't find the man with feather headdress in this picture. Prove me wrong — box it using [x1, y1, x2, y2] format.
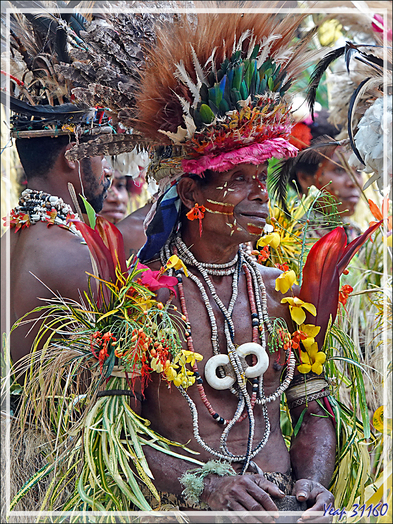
[111, 9, 340, 519]
[0, 6, 114, 367]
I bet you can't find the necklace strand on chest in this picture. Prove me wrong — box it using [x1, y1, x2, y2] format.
[160, 236, 295, 471]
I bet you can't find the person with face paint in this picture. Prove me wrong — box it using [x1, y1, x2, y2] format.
[117, 11, 341, 522]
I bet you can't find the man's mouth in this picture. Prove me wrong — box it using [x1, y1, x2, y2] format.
[239, 212, 268, 223]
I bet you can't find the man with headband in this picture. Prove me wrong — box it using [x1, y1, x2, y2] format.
[125, 11, 336, 520]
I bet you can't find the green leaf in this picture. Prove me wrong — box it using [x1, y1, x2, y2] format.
[293, 407, 308, 437]
[268, 76, 275, 91]
[80, 194, 96, 229]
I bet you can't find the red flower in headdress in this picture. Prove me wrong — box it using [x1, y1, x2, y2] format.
[289, 122, 312, 151]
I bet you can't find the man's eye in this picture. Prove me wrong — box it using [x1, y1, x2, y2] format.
[234, 175, 245, 181]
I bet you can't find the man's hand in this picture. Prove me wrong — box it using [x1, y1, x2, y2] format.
[202, 474, 285, 523]
[292, 479, 334, 523]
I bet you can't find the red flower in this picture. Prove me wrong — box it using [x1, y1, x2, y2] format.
[186, 203, 206, 237]
[275, 262, 289, 271]
[90, 331, 116, 375]
[291, 329, 308, 350]
[289, 122, 312, 151]
[138, 263, 178, 296]
[338, 285, 353, 307]
[257, 245, 270, 263]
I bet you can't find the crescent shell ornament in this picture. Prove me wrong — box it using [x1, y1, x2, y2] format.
[204, 342, 269, 390]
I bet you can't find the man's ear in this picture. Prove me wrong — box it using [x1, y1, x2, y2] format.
[177, 177, 199, 210]
[63, 142, 78, 171]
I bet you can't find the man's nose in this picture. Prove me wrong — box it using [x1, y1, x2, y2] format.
[106, 185, 121, 200]
[249, 179, 269, 202]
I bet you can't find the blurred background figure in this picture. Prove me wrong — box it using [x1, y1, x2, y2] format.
[99, 151, 155, 257]
[100, 159, 128, 224]
[288, 108, 364, 240]
[99, 149, 151, 225]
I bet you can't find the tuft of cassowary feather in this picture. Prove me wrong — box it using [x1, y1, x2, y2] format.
[307, 42, 389, 121]
[307, 46, 346, 119]
[268, 158, 295, 214]
[347, 77, 373, 166]
[269, 136, 340, 212]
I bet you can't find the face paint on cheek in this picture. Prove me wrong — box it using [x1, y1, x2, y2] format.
[247, 223, 265, 236]
[205, 199, 235, 215]
[215, 181, 234, 198]
[225, 218, 243, 236]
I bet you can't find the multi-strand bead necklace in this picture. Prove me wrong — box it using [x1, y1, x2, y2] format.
[160, 235, 296, 473]
[7, 189, 80, 235]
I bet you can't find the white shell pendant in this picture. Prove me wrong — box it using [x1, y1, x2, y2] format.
[236, 342, 269, 378]
[204, 354, 236, 390]
[204, 342, 269, 390]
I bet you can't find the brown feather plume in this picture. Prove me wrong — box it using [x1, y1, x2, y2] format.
[132, 9, 318, 143]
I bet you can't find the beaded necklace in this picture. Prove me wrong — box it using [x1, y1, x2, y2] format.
[6, 189, 80, 236]
[160, 235, 296, 473]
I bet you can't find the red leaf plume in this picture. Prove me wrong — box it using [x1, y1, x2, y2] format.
[95, 215, 128, 275]
[74, 220, 116, 284]
[299, 222, 382, 347]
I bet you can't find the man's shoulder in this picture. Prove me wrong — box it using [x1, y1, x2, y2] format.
[255, 263, 282, 289]
[12, 223, 91, 286]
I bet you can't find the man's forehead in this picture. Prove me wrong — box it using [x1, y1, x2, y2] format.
[208, 163, 269, 178]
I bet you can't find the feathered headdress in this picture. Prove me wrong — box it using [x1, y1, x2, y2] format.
[133, 11, 320, 176]
[1, 2, 113, 141]
[130, 9, 321, 261]
[306, 39, 392, 192]
[2, 2, 168, 155]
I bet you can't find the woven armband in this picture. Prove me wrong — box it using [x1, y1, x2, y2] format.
[179, 460, 236, 506]
[285, 373, 330, 410]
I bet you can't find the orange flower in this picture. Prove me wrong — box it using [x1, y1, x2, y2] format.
[338, 284, 353, 307]
[369, 197, 392, 230]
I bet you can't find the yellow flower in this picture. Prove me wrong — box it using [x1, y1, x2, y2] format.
[373, 406, 392, 434]
[275, 270, 297, 294]
[318, 19, 343, 46]
[257, 232, 281, 249]
[311, 352, 327, 375]
[164, 362, 178, 381]
[185, 350, 203, 366]
[298, 350, 312, 374]
[150, 356, 164, 373]
[281, 297, 317, 325]
[165, 255, 189, 276]
[299, 324, 321, 338]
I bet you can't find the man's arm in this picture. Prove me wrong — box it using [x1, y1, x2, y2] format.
[289, 399, 336, 522]
[142, 444, 285, 523]
[10, 228, 95, 365]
